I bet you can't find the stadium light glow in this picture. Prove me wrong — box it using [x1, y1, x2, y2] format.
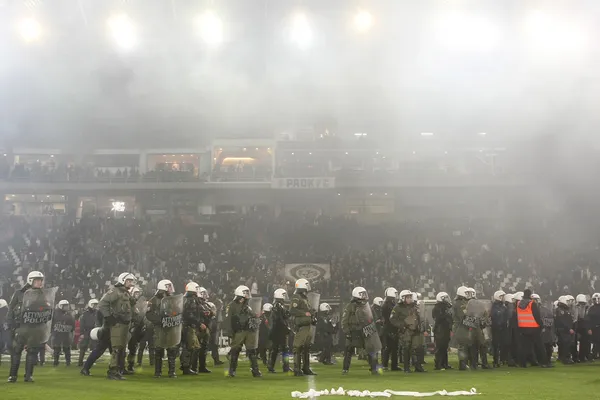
[290, 13, 313, 49]
[353, 10, 373, 33]
[421, 132, 434, 137]
[195, 10, 224, 47]
[435, 12, 501, 52]
[107, 14, 137, 51]
[17, 17, 42, 43]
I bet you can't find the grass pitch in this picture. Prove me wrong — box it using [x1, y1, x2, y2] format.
[2, 355, 599, 400]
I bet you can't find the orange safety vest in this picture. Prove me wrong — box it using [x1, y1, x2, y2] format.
[516, 300, 539, 328]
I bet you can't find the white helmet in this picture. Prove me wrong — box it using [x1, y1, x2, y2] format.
[566, 295, 575, 305]
[185, 282, 200, 293]
[263, 303, 273, 312]
[373, 297, 384, 307]
[412, 293, 418, 302]
[436, 292, 450, 303]
[274, 288, 288, 300]
[0, 299, 8, 308]
[90, 327, 103, 341]
[384, 287, 398, 299]
[198, 287, 209, 299]
[319, 303, 332, 312]
[399, 290, 412, 302]
[456, 286, 469, 298]
[129, 286, 141, 298]
[576, 294, 588, 304]
[157, 279, 174, 293]
[57, 300, 69, 309]
[352, 287, 368, 301]
[207, 302, 217, 313]
[87, 299, 99, 309]
[415, 292, 423, 300]
[553, 300, 559, 308]
[504, 293, 514, 304]
[514, 291, 524, 301]
[27, 271, 44, 286]
[558, 295, 569, 306]
[117, 272, 136, 286]
[493, 290, 506, 302]
[295, 278, 311, 292]
[234, 285, 251, 299]
[467, 288, 476, 299]
[531, 293, 541, 302]
[592, 293, 600, 304]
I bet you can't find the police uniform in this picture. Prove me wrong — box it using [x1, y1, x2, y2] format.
[341, 299, 380, 374]
[490, 300, 508, 367]
[146, 292, 180, 378]
[452, 296, 470, 370]
[124, 300, 147, 374]
[193, 298, 213, 373]
[381, 297, 399, 370]
[316, 313, 336, 365]
[268, 300, 292, 373]
[98, 285, 133, 379]
[81, 310, 112, 376]
[574, 302, 590, 362]
[290, 292, 316, 376]
[51, 307, 75, 366]
[225, 298, 261, 377]
[432, 301, 453, 370]
[258, 310, 272, 366]
[390, 302, 425, 373]
[179, 291, 202, 374]
[585, 302, 600, 359]
[78, 306, 98, 367]
[555, 303, 575, 364]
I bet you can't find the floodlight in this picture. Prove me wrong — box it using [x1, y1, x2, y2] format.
[290, 13, 313, 49]
[478, 132, 487, 136]
[353, 10, 373, 33]
[195, 10, 223, 47]
[17, 18, 42, 43]
[107, 14, 136, 51]
[421, 132, 434, 137]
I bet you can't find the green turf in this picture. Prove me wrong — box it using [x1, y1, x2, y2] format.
[2, 356, 599, 400]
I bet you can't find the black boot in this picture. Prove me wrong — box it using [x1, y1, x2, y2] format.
[65, 347, 71, 367]
[268, 350, 278, 373]
[24, 350, 37, 382]
[167, 349, 177, 378]
[198, 348, 211, 373]
[53, 348, 60, 367]
[459, 360, 467, 371]
[8, 351, 21, 383]
[481, 350, 491, 369]
[470, 345, 479, 370]
[342, 348, 352, 374]
[302, 346, 316, 375]
[148, 347, 155, 366]
[282, 351, 292, 372]
[78, 347, 86, 367]
[154, 349, 163, 378]
[228, 348, 239, 378]
[137, 342, 145, 366]
[186, 349, 198, 375]
[249, 349, 262, 377]
[414, 348, 426, 372]
[293, 350, 303, 376]
[403, 348, 412, 373]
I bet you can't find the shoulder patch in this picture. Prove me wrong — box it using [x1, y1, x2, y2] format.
[292, 302, 298, 308]
[559, 310, 564, 315]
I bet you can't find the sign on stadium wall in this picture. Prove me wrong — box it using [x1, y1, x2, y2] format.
[271, 177, 335, 189]
[284, 263, 331, 282]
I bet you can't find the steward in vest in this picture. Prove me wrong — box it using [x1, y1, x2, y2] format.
[516, 289, 552, 368]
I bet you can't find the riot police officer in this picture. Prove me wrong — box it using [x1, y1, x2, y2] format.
[225, 285, 261, 378]
[290, 278, 317, 376]
[452, 286, 471, 371]
[180, 282, 202, 375]
[78, 299, 99, 367]
[390, 289, 425, 373]
[7, 271, 54, 383]
[432, 291, 453, 370]
[317, 303, 336, 365]
[193, 286, 213, 374]
[491, 290, 508, 368]
[98, 272, 136, 380]
[207, 301, 224, 366]
[381, 287, 399, 371]
[575, 294, 590, 362]
[268, 288, 292, 373]
[124, 287, 146, 375]
[259, 303, 273, 366]
[585, 293, 600, 359]
[52, 300, 75, 367]
[556, 295, 575, 364]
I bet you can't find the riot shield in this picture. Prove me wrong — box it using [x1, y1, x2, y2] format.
[21, 287, 58, 346]
[248, 298, 262, 349]
[466, 299, 492, 340]
[307, 292, 321, 344]
[160, 294, 184, 349]
[540, 305, 555, 344]
[356, 304, 382, 353]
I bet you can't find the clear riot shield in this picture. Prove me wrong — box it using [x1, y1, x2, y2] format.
[357, 303, 382, 353]
[248, 297, 262, 349]
[307, 292, 320, 344]
[466, 299, 492, 340]
[160, 294, 184, 348]
[540, 305, 555, 344]
[21, 287, 58, 346]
